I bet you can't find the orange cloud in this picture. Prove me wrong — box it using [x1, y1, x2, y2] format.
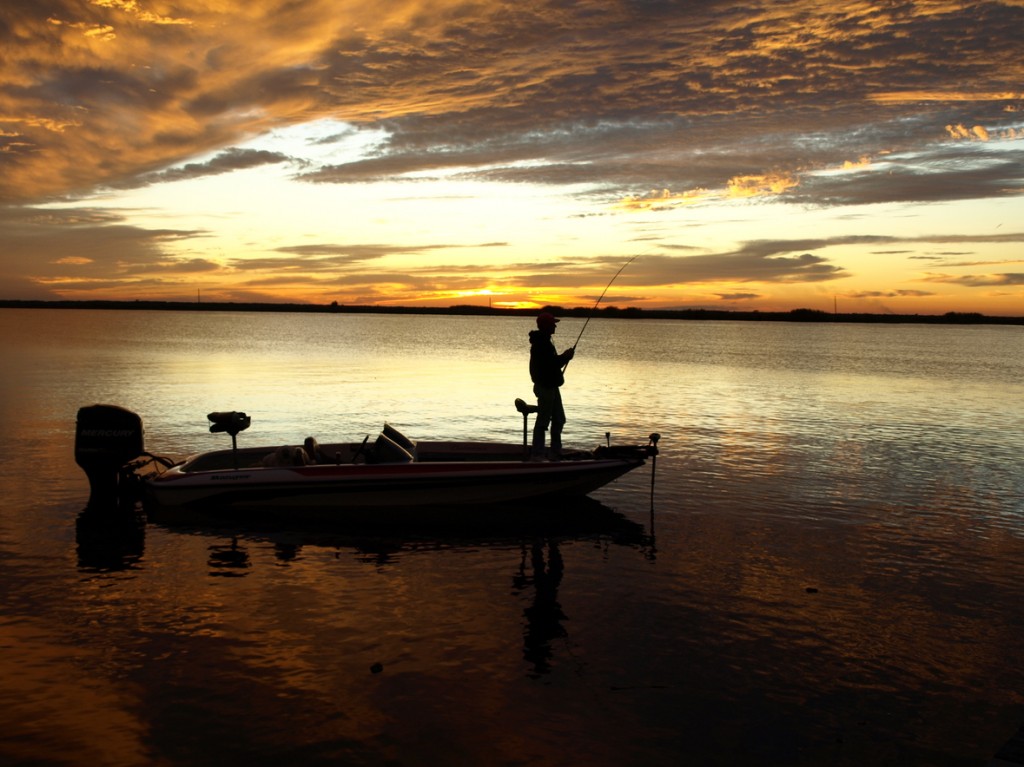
[617, 171, 799, 210]
[871, 90, 1022, 104]
[88, 0, 193, 26]
[945, 123, 990, 141]
[46, 18, 117, 41]
[727, 173, 798, 198]
[616, 187, 714, 211]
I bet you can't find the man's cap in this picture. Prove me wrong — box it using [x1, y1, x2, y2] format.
[537, 312, 559, 327]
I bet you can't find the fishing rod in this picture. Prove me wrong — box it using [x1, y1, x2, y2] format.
[562, 255, 638, 371]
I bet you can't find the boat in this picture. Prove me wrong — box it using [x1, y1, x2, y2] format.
[74, 403, 659, 522]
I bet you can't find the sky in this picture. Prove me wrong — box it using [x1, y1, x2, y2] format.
[1, 0, 1023, 315]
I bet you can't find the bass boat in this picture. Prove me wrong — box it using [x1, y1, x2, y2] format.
[74, 403, 659, 522]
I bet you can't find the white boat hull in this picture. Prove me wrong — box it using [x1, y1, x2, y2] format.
[74, 404, 658, 523]
[146, 445, 645, 512]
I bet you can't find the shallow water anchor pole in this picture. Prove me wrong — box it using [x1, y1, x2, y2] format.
[515, 398, 538, 458]
[648, 433, 661, 510]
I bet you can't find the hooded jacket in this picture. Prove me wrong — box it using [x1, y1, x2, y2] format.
[529, 329, 569, 388]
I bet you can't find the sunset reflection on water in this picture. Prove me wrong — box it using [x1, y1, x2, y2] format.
[1, 309, 1022, 766]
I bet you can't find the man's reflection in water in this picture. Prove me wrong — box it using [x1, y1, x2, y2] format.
[513, 539, 567, 678]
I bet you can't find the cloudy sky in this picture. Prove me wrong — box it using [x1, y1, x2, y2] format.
[2, 0, 1022, 314]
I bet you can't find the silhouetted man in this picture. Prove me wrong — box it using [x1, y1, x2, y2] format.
[528, 312, 574, 460]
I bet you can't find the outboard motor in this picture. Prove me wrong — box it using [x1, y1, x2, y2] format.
[75, 404, 145, 510]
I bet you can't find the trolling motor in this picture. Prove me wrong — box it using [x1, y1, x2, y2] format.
[75, 404, 146, 511]
[208, 411, 250, 469]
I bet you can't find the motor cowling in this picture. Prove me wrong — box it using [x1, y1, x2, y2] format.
[75, 404, 145, 510]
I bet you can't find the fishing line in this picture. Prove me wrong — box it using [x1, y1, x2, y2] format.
[562, 255, 639, 371]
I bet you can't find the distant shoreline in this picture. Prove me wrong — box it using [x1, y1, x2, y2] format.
[1, 299, 1021, 325]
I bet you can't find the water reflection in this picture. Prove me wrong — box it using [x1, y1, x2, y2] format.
[272, 541, 301, 563]
[207, 537, 251, 577]
[146, 495, 651, 539]
[137, 502, 649, 685]
[8, 311, 1024, 765]
[75, 508, 145, 573]
[513, 540, 567, 678]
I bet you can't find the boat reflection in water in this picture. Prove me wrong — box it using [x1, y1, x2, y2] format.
[74, 507, 146, 573]
[131, 494, 652, 552]
[76, 492, 653, 692]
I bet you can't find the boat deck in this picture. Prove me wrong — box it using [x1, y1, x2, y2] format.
[179, 439, 595, 473]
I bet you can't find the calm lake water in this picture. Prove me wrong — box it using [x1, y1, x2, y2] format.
[1, 308, 1022, 766]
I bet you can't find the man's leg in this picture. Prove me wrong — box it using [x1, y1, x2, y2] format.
[549, 388, 566, 458]
[532, 384, 555, 457]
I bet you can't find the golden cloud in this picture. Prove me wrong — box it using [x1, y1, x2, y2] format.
[0, 115, 81, 134]
[617, 171, 799, 210]
[727, 172, 798, 198]
[46, 18, 117, 41]
[88, 0, 193, 26]
[2, 0, 1022, 214]
[945, 123, 990, 141]
[871, 90, 1022, 104]
[616, 187, 715, 211]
